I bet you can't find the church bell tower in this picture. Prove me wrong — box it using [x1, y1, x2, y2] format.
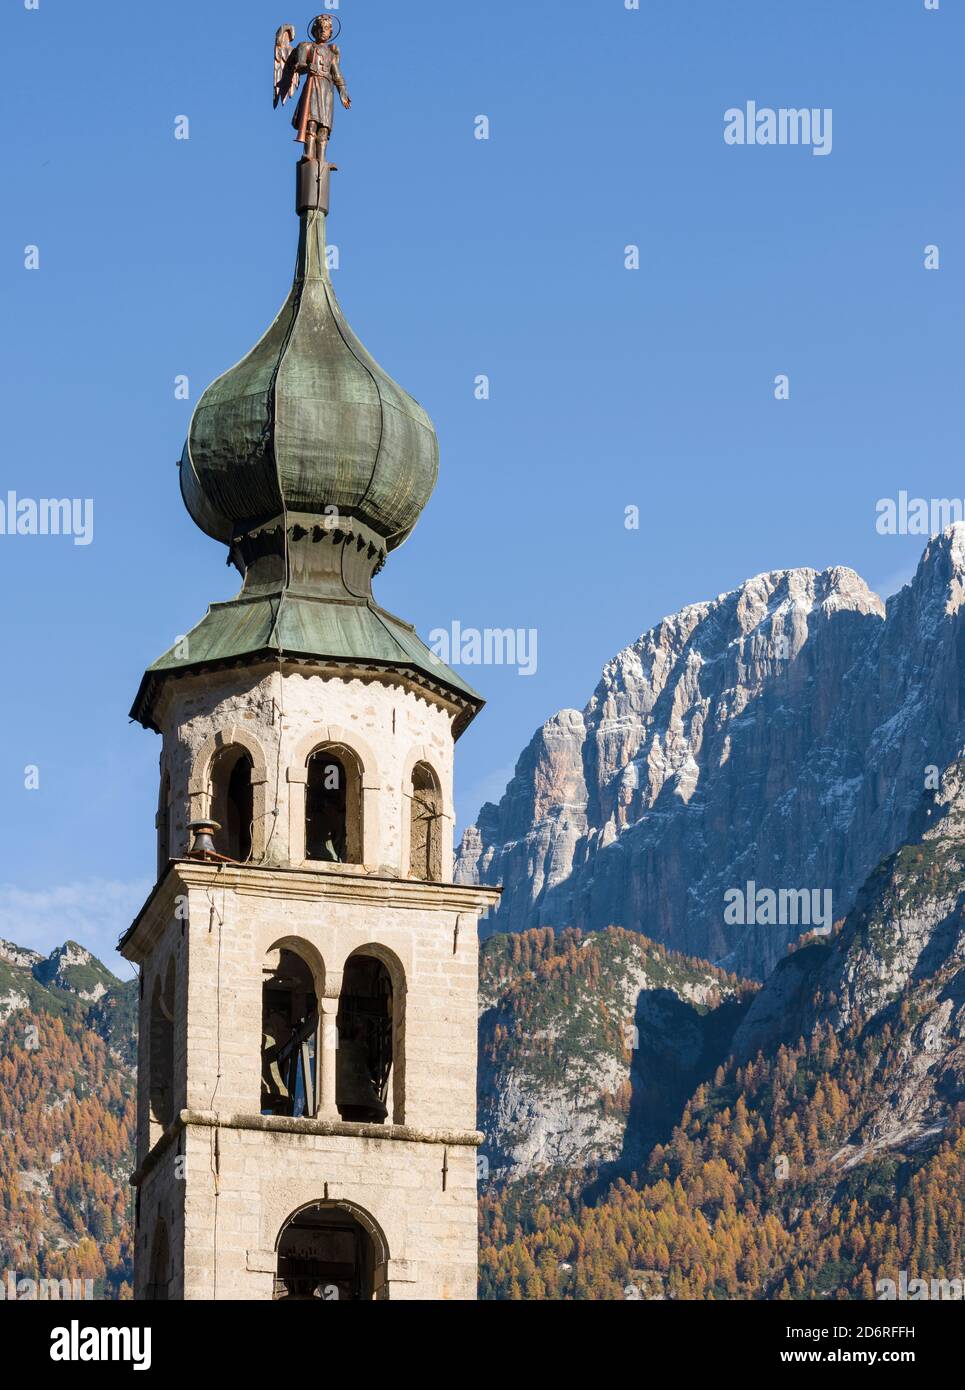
[120, 23, 499, 1301]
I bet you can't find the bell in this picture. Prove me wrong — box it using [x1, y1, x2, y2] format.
[187, 819, 221, 859]
[261, 1009, 290, 1112]
[336, 1031, 388, 1123]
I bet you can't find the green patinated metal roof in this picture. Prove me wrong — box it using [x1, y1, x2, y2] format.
[131, 589, 482, 733]
[181, 209, 439, 551]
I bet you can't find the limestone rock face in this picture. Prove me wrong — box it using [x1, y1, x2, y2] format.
[477, 928, 754, 1183]
[0, 941, 43, 971]
[0, 939, 120, 1015]
[732, 756, 965, 1159]
[31, 942, 115, 1002]
[458, 527, 965, 978]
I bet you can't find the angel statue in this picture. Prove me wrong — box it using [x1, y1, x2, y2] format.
[274, 15, 351, 167]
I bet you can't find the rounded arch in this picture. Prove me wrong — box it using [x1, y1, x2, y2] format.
[305, 743, 362, 864]
[408, 760, 444, 882]
[290, 725, 380, 785]
[213, 746, 255, 861]
[343, 941, 406, 997]
[337, 944, 407, 1125]
[265, 935, 327, 997]
[274, 1199, 390, 1301]
[262, 939, 324, 1119]
[288, 728, 380, 867]
[400, 744, 454, 818]
[275, 1198, 390, 1264]
[189, 726, 270, 798]
[400, 743, 454, 881]
[189, 726, 270, 862]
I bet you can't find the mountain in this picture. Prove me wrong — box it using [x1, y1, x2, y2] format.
[0, 939, 124, 1016]
[479, 754, 965, 1299]
[478, 927, 756, 1185]
[4, 655, 964, 1301]
[27, 941, 121, 1004]
[4, 731, 963, 1304]
[0, 941, 136, 1298]
[458, 527, 965, 979]
[732, 756, 965, 1159]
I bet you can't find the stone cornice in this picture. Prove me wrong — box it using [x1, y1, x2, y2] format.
[120, 859, 501, 962]
[131, 1109, 483, 1186]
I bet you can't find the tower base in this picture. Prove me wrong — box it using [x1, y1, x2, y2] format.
[133, 1112, 480, 1301]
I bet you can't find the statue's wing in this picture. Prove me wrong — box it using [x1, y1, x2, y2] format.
[280, 50, 301, 107]
[273, 25, 299, 107]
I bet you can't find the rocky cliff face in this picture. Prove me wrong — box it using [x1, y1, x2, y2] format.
[478, 928, 755, 1183]
[479, 755, 965, 1300]
[458, 527, 965, 978]
[0, 939, 120, 1017]
[732, 756, 965, 1161]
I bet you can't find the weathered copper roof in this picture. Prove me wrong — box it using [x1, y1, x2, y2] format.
[130, 585, 482, 735]
[181, 209, 439, 551]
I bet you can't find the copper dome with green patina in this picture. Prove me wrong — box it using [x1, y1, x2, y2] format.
[180, 209, 439, 552]
[131, 205, 482, 735]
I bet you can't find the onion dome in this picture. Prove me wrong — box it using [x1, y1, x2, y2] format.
[132, 207, 480, 734]
[180, 210, 438, 553]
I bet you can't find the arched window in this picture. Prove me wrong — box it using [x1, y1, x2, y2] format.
[305, 746, 362, 864]
[157, 772, 171, 878]
[336, 954, 394, 1125]
[275, 1201, 389, 1301]
[149, 959, 176, 1133]
[262, 949, 319, 1118]
[409, 762, 443, 881]
[209, 747, 253, 861]
[146, 1219, 171, 1301]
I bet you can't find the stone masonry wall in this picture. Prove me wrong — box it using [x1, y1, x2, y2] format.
[155, 664, 457, 878]
[129, 663, 493, 1300]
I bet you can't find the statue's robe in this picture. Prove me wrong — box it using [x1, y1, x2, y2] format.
[292, 41, 349, 142]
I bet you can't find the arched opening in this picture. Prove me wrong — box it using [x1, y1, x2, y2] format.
[262, 947, 319, 1118]
[274, 1201, 389, 1301]
[336, 953, 395, 1125]
[146, 1219, 171, 1301]
[409, 762, 443, 881]
[305, 745, 362, 864]
[157, 772, 171, 878]
[209, 747, 253, 861]
[149, 959, 176, 1133]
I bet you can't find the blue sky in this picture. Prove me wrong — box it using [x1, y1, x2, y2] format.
[0, 0, 961, 969]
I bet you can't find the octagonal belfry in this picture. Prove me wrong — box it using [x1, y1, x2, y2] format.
[121, 41, 499, 1301]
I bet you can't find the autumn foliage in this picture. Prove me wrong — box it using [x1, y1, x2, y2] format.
[0, 1009, 134, 1298]
[480, 1009, 965, 1299]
